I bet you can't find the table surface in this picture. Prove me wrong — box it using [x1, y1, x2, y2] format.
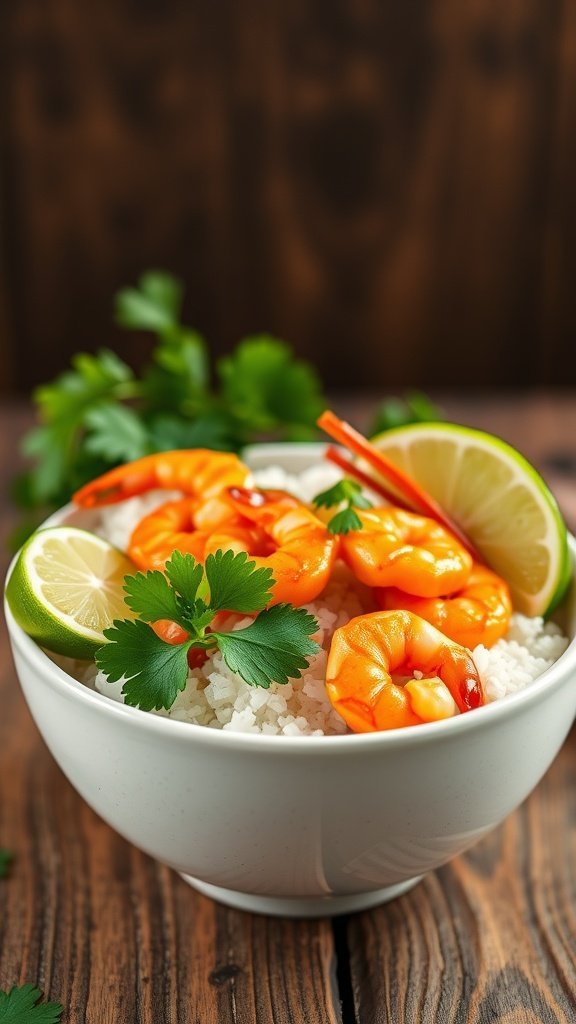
[0, 395, 575, 1024]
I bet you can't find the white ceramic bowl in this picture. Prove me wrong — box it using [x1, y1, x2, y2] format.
[5, 444, 576, 917]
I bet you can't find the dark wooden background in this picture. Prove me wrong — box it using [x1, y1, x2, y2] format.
[1, 0, 576, 396]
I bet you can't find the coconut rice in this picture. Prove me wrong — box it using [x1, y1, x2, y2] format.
[61, 464, 570, 737]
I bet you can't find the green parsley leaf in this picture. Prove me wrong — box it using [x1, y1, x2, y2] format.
[84, 403, 151, 463]
[96, 620, 193, 711]
[205, 550, 274, 614]
[326, 508, 363, 535]
[0, 984, 63, 1023]
[212, 605, 320, 688]
[115, 271, 182, 332]
[0, 849, 12, 877]
[218, 336, 324, 437]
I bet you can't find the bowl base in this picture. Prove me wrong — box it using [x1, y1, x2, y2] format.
[179, 874, 423, 917]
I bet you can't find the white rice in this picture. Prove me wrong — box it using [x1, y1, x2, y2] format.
[74, 464, 570, 736]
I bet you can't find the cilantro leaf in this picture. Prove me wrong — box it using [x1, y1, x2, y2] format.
[164, 552, 206, 607]
[218, 336, 324, 437]
[0, 849, 12, 877]
[148, 412, 237, 453]
[115, 271, 182, 332]
[21, 423, 75, 502]
[0, 984, 63, 1023]
[123, 569, 188, 626]
[313, 479, 372, 511]
[21, 350, 137, 504]
[16, 270, 332, 532]
[205, 550, 274, 614]
[213, 605, 319, 688]
[326, 508, 363, 534]
[34, 350, 133, 423]
[313, 478, 371, 534]
[154, 329, 208, 397]
[96, 620, 193, 711]
[96, 553, 320, 705]
[84, 403, 151, 462]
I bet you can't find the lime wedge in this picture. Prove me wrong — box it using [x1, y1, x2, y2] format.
[370, 423, 570, 616]
[6, 526, 135, 658]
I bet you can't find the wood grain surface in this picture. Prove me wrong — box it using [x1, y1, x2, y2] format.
[2, 2, 576, 393]
[0, 395, 575, 1023]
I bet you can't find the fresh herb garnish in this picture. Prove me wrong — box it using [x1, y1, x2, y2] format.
[0, 849, 12, 878]
[96, 551, 320, 710]
[370, 391, 443, 436]
[13, 271, 326, 546]
[313, 479, 373, 535]
[0, 985, 63, 1023]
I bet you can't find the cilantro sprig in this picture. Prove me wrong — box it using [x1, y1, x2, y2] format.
[0, 985, 63, 1023]
[13, 271, 326, 547]
[313, 479, 373, 535]
[96, 551, 320, 711]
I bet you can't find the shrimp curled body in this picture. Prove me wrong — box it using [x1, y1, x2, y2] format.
[339, 507, 473, 597]
[73, 450, 249, 508]
[326, 609, 484, 733]
[377, 564, 512, 650]
[129, 487, 338, 607]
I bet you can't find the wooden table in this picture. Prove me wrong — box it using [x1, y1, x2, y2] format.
[1, 395, 575, 1024]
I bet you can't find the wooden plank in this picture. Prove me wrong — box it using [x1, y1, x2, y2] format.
[0, 737, 342, 1024]
[346, 731, 576, 1023]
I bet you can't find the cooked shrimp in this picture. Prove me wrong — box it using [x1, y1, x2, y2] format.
[128, 495, 245, 570]
[377, 564, 512, 649]
[339, 507, 473, 597]
[73, 450, 249, 507]
[207, 487, 339, 605]
[129, 486, 338, 606]
[326, 609, 484, 732]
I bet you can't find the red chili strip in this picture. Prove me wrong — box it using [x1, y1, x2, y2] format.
[318, 410, 481, 561]
[325, 447, 415, 513]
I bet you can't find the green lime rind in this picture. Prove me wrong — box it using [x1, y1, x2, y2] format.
[370, 422, 570, 618]
[6, 526, 134, 660]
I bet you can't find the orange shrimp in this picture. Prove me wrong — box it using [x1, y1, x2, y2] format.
[326, 609, 484, 733]
[73, 450, 249, 508]
[339, 507, 473, 597]
[377, 564, 512, 650]
[128, 495, 245, 570]
[205, 487, 339, 605]
[128, 487, 338, 606]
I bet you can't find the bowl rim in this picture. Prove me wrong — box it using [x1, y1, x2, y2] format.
[4, 444, 576, 756]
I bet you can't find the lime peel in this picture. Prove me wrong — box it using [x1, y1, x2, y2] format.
[6, 526, 135, 659]
[370, 422, 570, 617]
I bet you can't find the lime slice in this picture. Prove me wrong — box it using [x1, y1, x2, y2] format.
[369, 423, 570, 616]
[6, 526, 135, 659]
